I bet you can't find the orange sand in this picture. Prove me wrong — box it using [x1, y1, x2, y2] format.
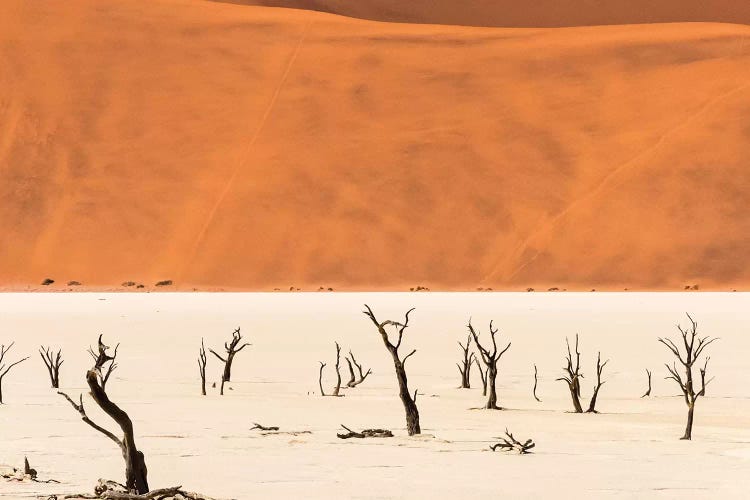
[1, 0, 750, 291]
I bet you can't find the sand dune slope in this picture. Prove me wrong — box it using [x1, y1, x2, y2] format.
[1, 0, 750, 290]
[223, 0, 750, 27]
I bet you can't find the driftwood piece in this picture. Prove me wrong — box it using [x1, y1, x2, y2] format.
[490, 429, 535, 454]
[337, 425, 394, 439]
[363, 305, 421, 435]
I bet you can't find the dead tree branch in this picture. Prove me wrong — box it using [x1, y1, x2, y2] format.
[331, 342, 343, 397]
[533, 364, 541, 402]
[490, 429, 535, 454]
[347, 351, 371, 387]
[198, 339, 207, 396]
[337, 424, 393, 439]
[641, 369, 652, 398]
[318, 361, 326, 396]
[87, 335, 118, 390]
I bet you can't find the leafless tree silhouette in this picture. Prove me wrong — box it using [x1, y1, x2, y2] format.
[58, 335, 149, 494]
[641, 369, 652, 398]
[468, 319, 511, 409]
[456, 334, 474, 389]
[198, 339, 207, 396]
[318, 361, 326, 396]
[39, 346, 63, 389]
[557, 334, 584, 413]
[363, 305, 421, 435]
[533, 364, 541, 402]
[0, 342, 29, 404]
[658, 313, 717, 440]
[210, 328, 250, 395]
[586, 352, 609, 413]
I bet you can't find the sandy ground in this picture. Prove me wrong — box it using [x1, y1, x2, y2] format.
[1, 292, 749, 499]
[2, 0, 750, 291]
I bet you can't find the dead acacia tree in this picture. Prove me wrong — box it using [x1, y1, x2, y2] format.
[586, 352, 609, 413]
[209, 327, 250, 385]
[533, 364, 541, 402]
[88, 336, 118, 390]
[641, 369, 652, 398]
[474, 357, 487, 396]
[468, 319, 511, 410]
[557, 334, 584, 413]
[658, 313, 717, 440]
[490, 429, 535, 454]
[0, 342, 29, 404]
[456, 333, 475, 389]
[363, 305, 421, 435]
[198, 339, 207, 396]
[318, 361, 326, 396]
[39, 346, 64, 389]
[58, 335, 149, 494]
[346, 350, 371, 387]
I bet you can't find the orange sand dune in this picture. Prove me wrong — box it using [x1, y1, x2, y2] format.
[223, 0, 750, 27]
[1, 0, 750, 291]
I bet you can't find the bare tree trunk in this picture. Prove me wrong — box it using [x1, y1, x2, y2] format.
[474, 357, 487, 396]
[683, 403, 694, 440]
[363, 305, 421, 435]
[641, 369, 652, 398]
[557, 335, 584, 413]
[318, 362, 326, 397]
[533, 364, 541, 402]
[456, 334, 474, 389]
[586, 352, 609, 413]
[198, 339, 207, 396]
[332, 342, 342, 396]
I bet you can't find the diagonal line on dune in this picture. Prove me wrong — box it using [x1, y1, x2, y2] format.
[481, 79, 750, 285]
[178, 21, 313, 281]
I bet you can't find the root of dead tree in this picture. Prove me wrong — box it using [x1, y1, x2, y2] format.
[489, 429, 535, 454]
[337, 425, 394, 439]
[52, 478, 219, 500]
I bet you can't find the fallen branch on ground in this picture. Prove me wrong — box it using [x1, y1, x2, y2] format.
[489, 429, 535, 454]
[337, 424, 394, 439]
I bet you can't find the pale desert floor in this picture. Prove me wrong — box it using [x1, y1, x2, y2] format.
[1, 293, 749, 499]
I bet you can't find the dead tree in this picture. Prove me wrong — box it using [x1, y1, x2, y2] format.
[468, 319, 511, 410]
[347, 351, 371, 387]
[337, 424, 393, 439]
[331, 342, 343, 396]
[0, 342, 29, 404]
[198, 339, 207, 396]
[363, 305, 421, 435]
[39, 346, 64, 389]
[318, 361, 326, 396]
[210, 327, 249, 386]
[641, 369, 652, 398]
[474, 357, 487, 396]
[88, 335, 118, 390]
[59, 335, 149, 494]
[557, 334, 584, 413]
[345, 358, 356, 387]
[456, 334, 474, 389]
[586, 352, 609, 413]
[490, 429, 535, 454]
[533, 364, 541, 402]
[658, 313, 717, 440]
